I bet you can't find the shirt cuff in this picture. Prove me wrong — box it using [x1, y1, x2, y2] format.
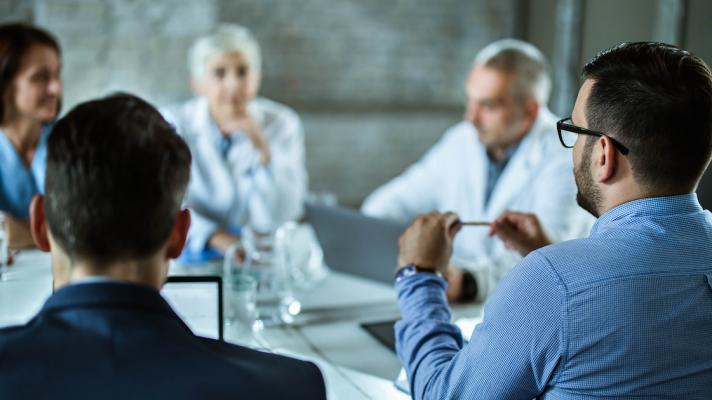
[396, 273, 451, 322]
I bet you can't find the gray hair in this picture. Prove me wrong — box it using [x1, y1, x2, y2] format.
[189, 23, 261, 79]
[473, 39, 551, 105]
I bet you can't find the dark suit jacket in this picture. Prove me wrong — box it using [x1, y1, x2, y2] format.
[0, 282, 326, 399]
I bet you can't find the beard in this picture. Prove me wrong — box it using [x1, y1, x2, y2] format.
[574, 145, 602, 218]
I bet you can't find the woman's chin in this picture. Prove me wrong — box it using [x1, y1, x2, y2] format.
[38, 109, 59, 123]
[217, 101, 248, 114]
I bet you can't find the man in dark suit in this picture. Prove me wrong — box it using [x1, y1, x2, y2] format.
[0, 93, 326, 399]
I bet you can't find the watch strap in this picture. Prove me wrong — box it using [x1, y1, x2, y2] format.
[395, 264, 440, 283]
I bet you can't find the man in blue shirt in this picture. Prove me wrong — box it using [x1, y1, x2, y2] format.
[395, 42, 712, 398]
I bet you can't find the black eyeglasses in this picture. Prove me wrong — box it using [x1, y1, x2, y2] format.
[556, 117, 630, 155]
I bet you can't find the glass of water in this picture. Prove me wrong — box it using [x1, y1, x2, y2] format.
[223, 225, 301, 327]
[223, 272, 261, 345]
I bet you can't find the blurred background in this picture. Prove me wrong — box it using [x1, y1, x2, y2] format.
[2, 0, 710, 208]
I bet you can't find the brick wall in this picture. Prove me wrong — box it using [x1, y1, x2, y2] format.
[5, 0, 712, 209]
[34, 0, 217, 108]
[219, 0, 518, 109]
[7, 0, 518, 207]
[217, 0, 519, 205]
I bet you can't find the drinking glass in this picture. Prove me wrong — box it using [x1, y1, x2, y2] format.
[223, 225, 301, 326]
[278, 221, 327, 290]
[223, 273, 261, 345]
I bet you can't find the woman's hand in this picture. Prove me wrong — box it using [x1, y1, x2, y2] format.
[220, 112, 271, 165]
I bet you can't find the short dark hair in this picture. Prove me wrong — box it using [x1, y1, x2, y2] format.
[45, 93, 191, 264]
[0, 22, 61, 123]
[583, 42, 712, 192]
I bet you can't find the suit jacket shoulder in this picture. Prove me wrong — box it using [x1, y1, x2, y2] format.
[0, 282, 326, 400]
[200, 337, 326, 399]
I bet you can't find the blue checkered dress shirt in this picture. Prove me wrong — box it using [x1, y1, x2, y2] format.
[396, 194, 712, 399]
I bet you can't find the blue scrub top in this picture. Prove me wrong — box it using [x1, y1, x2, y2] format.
[0, 124, 52, 219]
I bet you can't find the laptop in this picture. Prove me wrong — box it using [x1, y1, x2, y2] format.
[305, 203, 409, 284]
[161, 276, 223, 340]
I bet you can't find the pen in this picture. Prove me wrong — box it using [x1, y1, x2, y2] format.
[457, 220, 491, 227]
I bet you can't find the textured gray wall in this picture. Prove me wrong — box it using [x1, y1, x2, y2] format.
[0, 0, 33, 21]
[11, 0, 518, 207]
[218, 0, 518, 109]
[216, 0, 520, 205]
[5, 0, 711, 207]
[303, 109, 461, 205]
[34, 0, 217, 108]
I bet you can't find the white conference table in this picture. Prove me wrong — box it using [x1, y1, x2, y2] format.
[0, 250, 483, 399]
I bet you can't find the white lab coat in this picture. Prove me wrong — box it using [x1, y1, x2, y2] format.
[362, 108, 594, 298]
[162, 96, 308, 254]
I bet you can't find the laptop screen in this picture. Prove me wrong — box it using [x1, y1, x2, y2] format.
[161, 276, 223, 340]
[306, 203, 409, 284]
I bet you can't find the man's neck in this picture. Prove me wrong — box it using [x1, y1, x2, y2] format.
[598, 183, 692, 216]
[487, 109, 538, 162]
[487, 139, 521, 163]
[53, 254, 168, 291]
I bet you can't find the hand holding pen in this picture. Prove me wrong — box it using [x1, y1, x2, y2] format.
[453, 214, 553, 257]
[488, 211, 552, 256]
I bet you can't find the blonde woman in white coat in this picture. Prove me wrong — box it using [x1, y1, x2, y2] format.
[162, 24, 307, 260]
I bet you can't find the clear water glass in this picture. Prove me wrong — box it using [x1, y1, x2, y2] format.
[223, 272, 261, 345]
[223, 225, 301, 326]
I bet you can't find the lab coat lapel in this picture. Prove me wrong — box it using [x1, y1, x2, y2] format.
[467, 130, 488, 218]
[483, 128, 542, 220]
[454, 126, 490, 259]
[191, 100, 236, 211]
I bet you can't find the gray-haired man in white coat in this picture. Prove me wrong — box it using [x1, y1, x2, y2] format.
[362, 39, 593, 301]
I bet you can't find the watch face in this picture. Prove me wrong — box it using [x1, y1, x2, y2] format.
[395, 265, 418, 283]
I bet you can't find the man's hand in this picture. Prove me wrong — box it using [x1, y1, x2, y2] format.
[489, 211, 552, 257]
[397, 211, 461, 274]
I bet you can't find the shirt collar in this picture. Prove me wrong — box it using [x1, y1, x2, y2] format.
[42, 280, 178, 318]
[68, 275, 126, 285]
[591, 193, 703, 235]
[486, 140, 522, 166]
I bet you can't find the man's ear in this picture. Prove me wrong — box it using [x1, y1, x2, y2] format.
[594, 136, 618, 183]
[525, 99, 539, 121]
[166, 209, 191, 259]
[29, 195, 51, 252]
[520, 99, 539, 132]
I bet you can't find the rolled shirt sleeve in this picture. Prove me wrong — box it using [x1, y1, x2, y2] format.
[395, 251, 565, 399]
